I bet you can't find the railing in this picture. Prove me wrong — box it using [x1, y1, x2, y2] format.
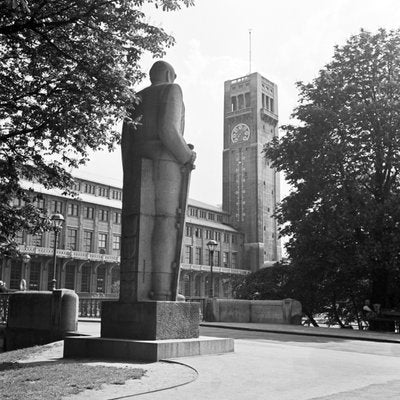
[78, 297, 116, 318]
[0, 293, 11, 324]
[19, 245, 120, 263]
[181, 263, 250, 275]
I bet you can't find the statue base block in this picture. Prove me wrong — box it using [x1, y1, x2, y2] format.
[101, 301, 199, 340]
[64, 336, 234, 362]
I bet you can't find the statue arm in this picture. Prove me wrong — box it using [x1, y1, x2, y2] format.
[159, 84, 194, 165]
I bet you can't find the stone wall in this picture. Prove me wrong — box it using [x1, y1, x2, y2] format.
[205, 298, 302, 324]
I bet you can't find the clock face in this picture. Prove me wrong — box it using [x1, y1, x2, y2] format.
[231, 123, 250, 143]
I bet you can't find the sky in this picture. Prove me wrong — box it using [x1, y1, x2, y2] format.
[78, 0, 400, 206]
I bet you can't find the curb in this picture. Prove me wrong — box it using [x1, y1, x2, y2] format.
[200, 322, 400, 344]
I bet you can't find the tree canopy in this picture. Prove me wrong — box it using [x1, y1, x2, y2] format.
[264, 29, 400, 313]
[0, 0, 193, 256]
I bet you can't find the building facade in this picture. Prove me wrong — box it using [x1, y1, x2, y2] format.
[223, 73, 281, 271]
[0, 177, 248, 299]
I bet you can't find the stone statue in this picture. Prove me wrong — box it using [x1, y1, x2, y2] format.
[120, 61, 196, 302]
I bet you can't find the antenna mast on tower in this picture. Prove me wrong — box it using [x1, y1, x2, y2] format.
[248, 29, 252, 75]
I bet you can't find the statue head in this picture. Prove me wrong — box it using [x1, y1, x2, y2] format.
[149, 61, 177, 84]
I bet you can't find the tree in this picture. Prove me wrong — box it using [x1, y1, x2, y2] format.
[265, 29, 400, 312]
[0, 0, 193, 256]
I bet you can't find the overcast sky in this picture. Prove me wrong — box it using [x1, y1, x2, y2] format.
[78, 0, 400, 206]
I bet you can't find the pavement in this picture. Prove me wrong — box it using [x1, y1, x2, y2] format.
[4, 320, 400, 399]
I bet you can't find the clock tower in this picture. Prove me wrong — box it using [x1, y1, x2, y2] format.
[222, 73, 281, 271]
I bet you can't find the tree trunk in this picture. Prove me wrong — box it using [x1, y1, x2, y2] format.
[304, 311, 319, 327]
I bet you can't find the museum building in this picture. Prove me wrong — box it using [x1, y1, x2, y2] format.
[0, 72, 281, 300]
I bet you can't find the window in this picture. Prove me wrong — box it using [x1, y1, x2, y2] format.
[199, 210, 207, 219]
[195, 247, 202, 264]
[67, 203, 79, 216]
[35, 197, 45, 209]
[97, 266, 106, 293]
[217, 214, 223, 222]
[186, 225, 193, 237]
[83, 231, 93, 252]
[84, 183, 96, 194]
[185, 246, 193, 264]
[71, 181, 80, 191]
[207, 212, 215, 221]
[98, 187, 109, 197]
[232, 234, 237, 244]
[205, 230, 212, 240]
[189, 207, 198, 217]
[245, 92, 250, 108]
[223, 252, 229, 268]
[231, 96, 237, 112]
[194, 227, 202, 238]
[214, 231, 221, 241]
[83, 206, 94, 219]
[113, 212, 121, 224]
[81, 265, 91, 292]
[65, 264, 75, 290]
[232, 253, 238, 269]
[270, 97, 274, 113]
[113, 235, 121, 250]
[207, 250, 212, 266]
[214, 251, 220, 266]
[224, 233, 230, 243]
[238, 94, 244, 109]
[29, 262, 41, 290]
[98, 209, 109, 222]
[98, 233, 107, 252]
[14, 231, 24, 245]
[50, 200, 63, 213]
[49, 231, 62, 249]
[67, 228, 78, 250]
[10, 260, 22, 290]
[112, 190, 122, 200]
[32, 233, 42, 247]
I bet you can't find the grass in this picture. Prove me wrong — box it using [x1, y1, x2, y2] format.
[0, 342, 146, 400]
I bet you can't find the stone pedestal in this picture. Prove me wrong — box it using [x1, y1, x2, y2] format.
[64, 300, 234, 361]
[101, 301, 199, 340]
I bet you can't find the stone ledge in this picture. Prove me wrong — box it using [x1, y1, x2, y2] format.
[64, 336, 234, 362]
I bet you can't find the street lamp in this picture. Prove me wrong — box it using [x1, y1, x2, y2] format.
[20, 254, 30, 291]
[51, 213, 64, 290]
[207, 240, 218, 298]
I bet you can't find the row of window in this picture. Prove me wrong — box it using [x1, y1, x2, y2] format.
[14, 198, 122, 224]
[66, 229, 121, 252]
[262, 93, 274, 113]
[231, 92, 251, 112]
[188, 207, 224, 222]
[184, 246, 238, 268]
[185, 225, 238, 244]
[72, 182, 122, 200]
[15, 230, 121, 253]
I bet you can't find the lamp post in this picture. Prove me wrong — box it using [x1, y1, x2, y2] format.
[20, 253, 30, 291]
[207, 240, 218, 298]
[51, 213, 64, 290]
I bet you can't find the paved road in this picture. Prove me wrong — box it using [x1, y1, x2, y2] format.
[76, 321, 400, 399]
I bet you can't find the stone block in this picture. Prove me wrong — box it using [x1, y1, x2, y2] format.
[205, 298, 302, 325]
[5, 289, 78, 351]
[101, 301, 199, 340]
[64, 336, 234, 362]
